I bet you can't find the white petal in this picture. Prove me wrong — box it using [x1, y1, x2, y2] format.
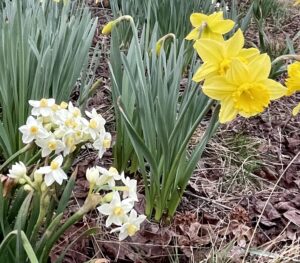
[44, 173, 55, 186]
[97, 204, 112, 215]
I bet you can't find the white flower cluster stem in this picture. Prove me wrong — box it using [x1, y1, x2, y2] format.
[86, 166, 146, 241]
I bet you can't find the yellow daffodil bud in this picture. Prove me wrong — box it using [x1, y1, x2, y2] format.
[156, 41, 163, 55]
[102, 21, 117, 35]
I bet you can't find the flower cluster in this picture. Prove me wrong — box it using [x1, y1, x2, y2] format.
[86, 166, 146, 241]
[20, 98, 111, 158]
[186, 12, 286, 123]
[285, 62, 300, 115]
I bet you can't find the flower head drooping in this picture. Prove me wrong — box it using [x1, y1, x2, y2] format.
[185, 12, 234, 41]
[111, 209, 146, 240]
[8, 162, 27, 182]
[19, 116, 49, 144]
[37, 155, 67, 186]
[202, 55, 286, 123]
[193, 29, 260, 82]
[86, 167, 101, 186]
[97, 191, 134, 227]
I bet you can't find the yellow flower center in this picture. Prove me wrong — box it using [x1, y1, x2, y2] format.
[219, 59, 231, 75]
[60, 101, 68, 109]
[232, 83, 270, 114]
[127, 224, 138, 236]
[89, 119, 98, 129]
[50, 161, 59, 170]
[65, 118, 77, 128]
[30, 126, 38, 134]
[40, 99, 48, 107]
[66, 136, 75, 147]
[73, 109, 81, 118]
[51, 104, 59, 112]
[103, 139, 111, 149]
[48, 141, 57, 150]
[113, 207, 124, 216]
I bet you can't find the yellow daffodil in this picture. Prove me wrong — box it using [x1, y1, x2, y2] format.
[285, 62, 300, 115]
[294, 0, 300, 5]
[193, 29, 260, 82]
[203, 55, 286, 123]
[185, 12, 235, 41]
[286, 62, 300, 96]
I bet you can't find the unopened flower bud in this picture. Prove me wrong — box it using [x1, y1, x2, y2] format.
[24, 184, 33, 192]
[102, 192, 114, 203]
[102, 21, 117, 35]
[34, 172, 43, 184]
[19, 178, 26, 185]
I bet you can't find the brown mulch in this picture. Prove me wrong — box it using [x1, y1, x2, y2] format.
[52, 1, 300, 262]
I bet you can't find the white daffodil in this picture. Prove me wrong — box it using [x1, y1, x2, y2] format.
[121, 174, 138, 202]
[62, 132, 77, 156]
[68, 102, 82, 119]
[97, 166, 121, 187]
[8, 162, 27, 181]
[29, 98, 56, 117]
[86, 167, 100, 185]
[35, 135, 65, 157]
[84, 109, 106, 140]
[37, 155, 67, 186]
[19, 116, 49, 144]
[111, 209, 146, 240]
[93, 132, 112, 158]
[97, 191, 134, 227]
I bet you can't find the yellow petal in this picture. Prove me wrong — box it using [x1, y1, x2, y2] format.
[192, 63, 218, 82]
[202, 76, 236, 100]
[185, 28, 201, 40]
[219, 98, 238, 123]
[201, 29, 224, 41]
[210, 19, 235, 34]
[190, 13, 208, 27]
[248, 54, 271, 82]
[261, 79, 286, 100]
[193, 39, 223, 64]
[292, 102, 300, 116]
[225, 59, 249, 85]
[239, 48, 260, 62]
[224, 29, 245, 57]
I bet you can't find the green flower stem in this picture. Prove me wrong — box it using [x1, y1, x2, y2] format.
[0, 144, 32, 172]
[272, 54, 300, 66]
[40, 194, 102, 263]
[30, 193, 48, 243]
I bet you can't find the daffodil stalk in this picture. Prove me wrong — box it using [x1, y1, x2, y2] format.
[39, 193, 102, 263]
[155, 33, 176, 55]
[271, 54, 300, 66]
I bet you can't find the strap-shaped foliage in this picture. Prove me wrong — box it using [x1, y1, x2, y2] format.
[0, 0, 97, 159]
[110, 21, 219, 220]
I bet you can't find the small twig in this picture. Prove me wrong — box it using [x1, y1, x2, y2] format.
[242, 151, 300, 263]
[185, 191, 232, 210]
